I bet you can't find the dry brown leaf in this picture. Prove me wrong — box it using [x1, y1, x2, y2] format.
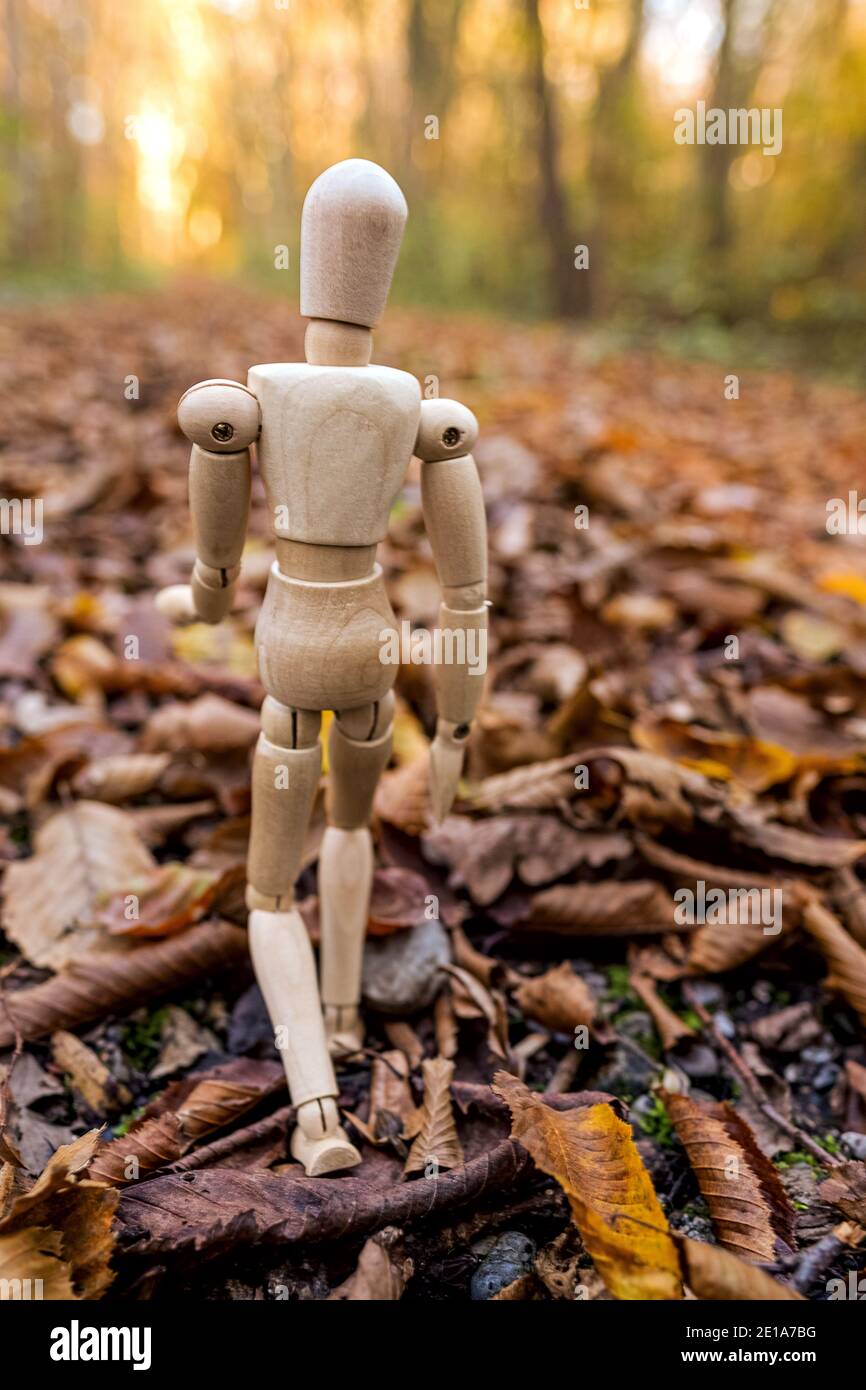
[327, 1227, 413, 1300]
[581, 747, 724, 831]
[674, 1233, 804, 1301]
[366, 867, 433, 936]
[450, 921, 503, 988]
[88, 1059, 285, 1184]
[494, 1073, 682, 1299]
[661, 1090, 797, 1264]
[51, 1030, 131, 1115]
[818, 1162, 866, 1225]
[628, 967, 694, 1051]
[423, 814, 631, 906]
[0, 1226, 76, 1300]
[634, 833, 790, 895]
[433, 990, 459, 1060]
[176, 1059, 286, 1144]
[383, 1020, 425, 1071]
[729, 807, 866, 868]
[441, 963, 509, 1058]
[96, 862, 236, 939]
[374, 754, 432, 836]
[351, 1050, 417, 1148]
[465, 754, 577, 813]
[0, 721, 128, 811]
[2, 800, 156, 967]
[139, 693, 260, 753]
[129, 798, 219, 847]
[87, 1115, 183, 1186]
[404, 1057, 464, 1175]
[525, 880, 680, 936]
[0, 920, 249, 1047]
[832, 867, 866, 949]
[802, 896, 866, 1027]
[512, 962, 596, 1035]
[0, 1130, 117, 1299]
[71, 752, 173, 803]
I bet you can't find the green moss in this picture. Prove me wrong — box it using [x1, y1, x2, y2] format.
[113, 1105, 146, 1137]
[636, 1095, 677, 1147]
[603, 964, 638, 1005]
[774, 1149, 821, 1174]
[120, 1006, 168, 1071]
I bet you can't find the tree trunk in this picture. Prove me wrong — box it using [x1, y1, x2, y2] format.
[524, 0, 588, 319]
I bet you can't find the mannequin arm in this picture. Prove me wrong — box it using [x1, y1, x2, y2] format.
[416, 398, 488, 820]
[157, 379, 258, 624]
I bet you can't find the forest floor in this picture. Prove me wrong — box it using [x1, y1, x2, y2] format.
[1, 283, 866, 1301]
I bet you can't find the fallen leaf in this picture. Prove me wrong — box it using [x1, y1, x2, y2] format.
[628, 965, 694, 1051]
[404, 1057, 465, 1175]
[674, 1233, 804, 1301]
[0, 1130, 117, 1299]
[2, 801, 155, 967]
[493, 1072, 682, 1300]
[525, 880, 680, 936]
[0, 920, 249, 1047]
[71, 752, 172, 803]
[139, 693, 260, 753]
[818, 1162, 866, 1225]
[512, 962, 596, 1034]
[96, 862, 236, 939]
[366, 867, 433, 935]
[633, 717, 797, 793]
[802, 896, 866, 1027]
[661, 1090, 797, 1263]
[51, 1030, 131, 1115]
[0, 1226, 76, 1300]
[328, 1226, 413, 1300]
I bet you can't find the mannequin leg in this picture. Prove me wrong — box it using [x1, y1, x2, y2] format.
[319, 692, 394, 1056]
[246, 696, 360, 1174]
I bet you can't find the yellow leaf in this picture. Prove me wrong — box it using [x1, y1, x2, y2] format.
[493, 1073, 682, 1300]
[819, 571, 866, 607]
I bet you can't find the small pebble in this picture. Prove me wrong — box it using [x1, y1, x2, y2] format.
[841, 1131, 866, 1161]
[470, 1232, 536, 1301]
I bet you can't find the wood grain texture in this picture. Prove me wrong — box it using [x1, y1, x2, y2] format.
[300, 159, 407, 328]
[433, 600, 488, 725]
[318, 825, 373, 1013]
[421, 453, 487, 589]
[255, 563, 397, 711]
[248, 362, 420, 546]
[247, 735, 321, 902]
[177, 379, 260, 452]
[189, 444, 251, 569]
[247, 908, 338, 1107]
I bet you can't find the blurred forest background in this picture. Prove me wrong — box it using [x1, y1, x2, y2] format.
[0, 0, 865, 374]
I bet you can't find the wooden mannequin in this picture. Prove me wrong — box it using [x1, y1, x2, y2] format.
[157, 160, 488, 1175]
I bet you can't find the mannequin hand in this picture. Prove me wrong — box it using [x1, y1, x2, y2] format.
[155, 584, 198, 623]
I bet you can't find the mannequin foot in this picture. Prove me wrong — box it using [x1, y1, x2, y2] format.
[290, 1096, 361, 1176]
[324, 1003, 365, 1059]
